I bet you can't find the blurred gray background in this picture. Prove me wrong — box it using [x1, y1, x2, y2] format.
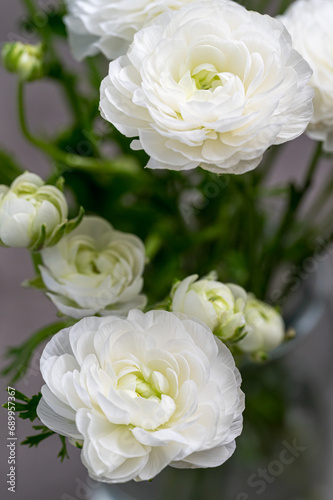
[1, 2, 333, 500]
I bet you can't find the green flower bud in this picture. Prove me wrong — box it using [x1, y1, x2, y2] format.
[1, 42, 44, 82]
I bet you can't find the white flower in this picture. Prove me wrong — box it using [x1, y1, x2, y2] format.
[39, 216, 146, 319]
[100, 0, 313, 175]
[170, 274, 246, 340]
[37, 309, 244, 482]
[0, 172, 68, 248]
[64, 0, 192, 61]
[236, 296, 285, 354]
[280, 0, 333, 151]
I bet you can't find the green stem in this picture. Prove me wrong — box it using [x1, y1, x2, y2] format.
[30, 251, 42, 274]
[261, 141, 323, 297]
[2, 321, 73, 383]
[17, 81, 141, 175]
[242, 175, 257, 293]
[275, 0, 292, 15]
[22, 0, 86, 126]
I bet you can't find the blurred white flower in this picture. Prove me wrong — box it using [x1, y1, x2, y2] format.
[170, 274, 246, 340]
[236, 295, 285, 354]
[280, 0, 333, 151]
[64, 0, 192, 60]
[0, 172, 68, 248]
[37, 309, 244, 482]
[39, 216, 146, 318]
[100, 0, 313, 175]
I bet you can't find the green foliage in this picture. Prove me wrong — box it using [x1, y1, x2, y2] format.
[0, 149, 23, 184]
[4, 389, 69, 461]
[1, 321, 73, 383]
[13, 392, 42, 422]
[21, 426, 69, 462]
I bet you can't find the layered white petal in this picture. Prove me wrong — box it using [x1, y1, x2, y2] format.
[37, 310, 244, 483]
[64, 0, 193, 60]
[40, 216, 146, 318]
[100, 0, 313, 174]
[280, 0, 333, 151]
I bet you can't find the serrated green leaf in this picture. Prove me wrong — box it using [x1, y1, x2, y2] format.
[58, 435, 69, 462]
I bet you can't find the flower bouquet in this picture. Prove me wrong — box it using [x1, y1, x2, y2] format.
[1, 0, 333, 498]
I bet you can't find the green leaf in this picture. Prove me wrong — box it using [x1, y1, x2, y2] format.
[3, 391, 41, 421]
[21, 425, 69, 462]
[58, 435, 69, 462]
[30, 224, 47, 251]
[64, 206, 84, 234]
[21, 426, 54, 447]
[18, 393, 42, 421]
[46, 222, 67, 247]
[21, 275, 46, 290]
[55, 176, 65, 191]
[2, 321, 73, 383]
[0, 149, 23, 184]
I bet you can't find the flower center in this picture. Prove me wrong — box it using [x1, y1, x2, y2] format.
[135, 376, 160, 399]
[117, 366, 170, 400]
[193, 68, 221, 90]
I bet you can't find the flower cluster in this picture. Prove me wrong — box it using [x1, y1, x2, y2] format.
[170, 274, 285, 355]
[2, 0, 325, 489]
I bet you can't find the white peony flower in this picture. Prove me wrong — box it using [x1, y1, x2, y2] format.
[64, 0, 192, 61]
[280, 0, 333, 151]
[37, 309, 244, 482]
[100, 0, 313, 175]
[39, 216, 146, 319]
[170, 274, 246, 340]
[0, 172, 68, 248]
[236, 295, 285, 354]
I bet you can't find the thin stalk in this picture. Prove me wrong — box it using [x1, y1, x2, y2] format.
[304, 163, 333, 219]
[243, 175, 258, 293]
[17, 82, 141, 175]
[261, 141, 323, 297]
[22, 0, 86, 126]
[275, 0, 293, 15]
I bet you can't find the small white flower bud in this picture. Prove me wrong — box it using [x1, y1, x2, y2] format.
[0, 172, 68, 249]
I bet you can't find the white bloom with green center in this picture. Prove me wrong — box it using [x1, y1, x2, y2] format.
[280, 0, 333, 151]
[64, 0, 192, 61]
[170, 274, 246, 340]
[37, 310, 245, 482]
[39, 216, 146, 318]
[100, 0, 313, 174]
[236, 296, 285, 354]
[0, 172, 68, 248]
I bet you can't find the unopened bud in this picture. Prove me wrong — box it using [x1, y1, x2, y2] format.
[2, 42, 44, 82]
